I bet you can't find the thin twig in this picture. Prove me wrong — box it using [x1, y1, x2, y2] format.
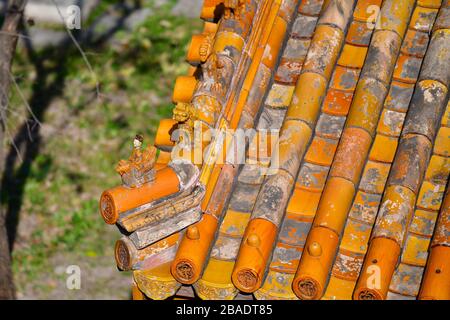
[8, 69, 42, 127]
[0, 85, 23, 163]
[50, 0, 101, 100]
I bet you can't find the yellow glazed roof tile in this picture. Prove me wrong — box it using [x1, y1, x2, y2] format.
[101, 0, 450, 300]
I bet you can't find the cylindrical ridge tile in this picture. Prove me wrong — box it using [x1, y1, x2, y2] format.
[372, 185, 417, 246]
[277, 120, 313, 178]
[345, 78, 388, 137]
[419, 30, 450, 86]
[231, 218, 278, 293]
[171, 214, 218, 284]
[353, 237, 401, 300]
[329, 127, 372, 184]
[292, 226, 340, 300]
[302, 24, 345, 81]
[387, 135, 433, 194]
[251, 170, 295, 226]
[378, 0, 416, 37]
[285, 72, 328, 124]
[318, 0, 356, 30]
[360, 30, 402, 85]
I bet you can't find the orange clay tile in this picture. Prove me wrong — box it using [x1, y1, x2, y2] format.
[353, 237, 401, 300]
[201, 164, 222, 211]
[304, 135, 338, 166]
[99, 167, 180, 224]
[384, 80, 415, 113]
[154, 119, 177, 149]
[171, 214, 218, 284]
[298, 0, 325, 17]
[155, 150, 171, 169]
[313, 177, 355, 232]
[369, 134, 399, 163]
[434, 126, 450, 157]
[337, 44, 368, 69]
[303, 25, 344, 80]
[388, 262, 424, 298]
[401, 29, 430, 58]
[255, 271, 298, 300]
[418, 246, 450, 300]
[219, 209, 251, 237]
[213, 31, 245, 53]
[331, 249, 365, 281]
[329, 127, 372, 184]
[172, 75, 197, 103]
[134, 262, 181, 300]
[262, 16, 288, 69]
[409, 6, 439, 33]
[431, 186, 450, 248]
[315, 113, 345, 139]
[283, 39, 311, 60]
[115, 233, 179, 271]
[330, 65, 360, 92]
[378, 0, 416, 37]
[322, 89, 353, 116]
[297, 162, 329, 192]
[346, 20, 374, 46]
[101, 0, 450, 301]
[278, 213, 313, 246]
[186, 34, 209, 65]
[231, 218, 278, 293]
[401, 233, 431, 267]
[274, 57, 304, 85]
[352, 0, 383, 22]
[372, 185, 417, 245]
[286, 188, 322, 218]
[442, 101, 450, 126]
[278, 0, 300, 24]
[348, 190, 382, 224]
[417, 0, 443, 9]
[376, 109, 406, 137]
[286, 72, 327, 125]
[265, 83, 295, 108]
[322, 276, 356, 300]
[200, 0, 223, 21]
[203, 21, 218, 35]
[410, 209, 439, 237]
[425, 155, 450, 183]
[361, 30, 402, 85]
[393, 54, 422, 84]
[291, 14, 319, 39]
[416, 181, 446, 211]
[131, 281, 147, 300]
[292, 226, 340, 300]
[270, 242, 302, 273]
[388, 135, 433, 194]
[193, 95, 222, 125]
[346, 78, 388, 137]
[194, 258, 237, 300]
[339, 219, 372, 255]
[277, 120, 312, 177]
[359, 160, 391, 194]
[317, 0, 355, 32]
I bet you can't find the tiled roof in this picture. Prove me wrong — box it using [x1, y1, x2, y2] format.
[100, 0, 450, 300]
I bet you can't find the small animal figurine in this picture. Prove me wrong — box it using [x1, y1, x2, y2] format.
[116, 134, 157, 188]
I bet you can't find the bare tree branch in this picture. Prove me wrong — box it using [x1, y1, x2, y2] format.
[0, 0, 28, 300]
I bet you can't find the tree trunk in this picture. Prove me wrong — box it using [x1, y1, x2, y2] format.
[0, 0, 27, 300]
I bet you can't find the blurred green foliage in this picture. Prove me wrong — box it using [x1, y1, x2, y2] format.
[7, 0, 202, 293]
